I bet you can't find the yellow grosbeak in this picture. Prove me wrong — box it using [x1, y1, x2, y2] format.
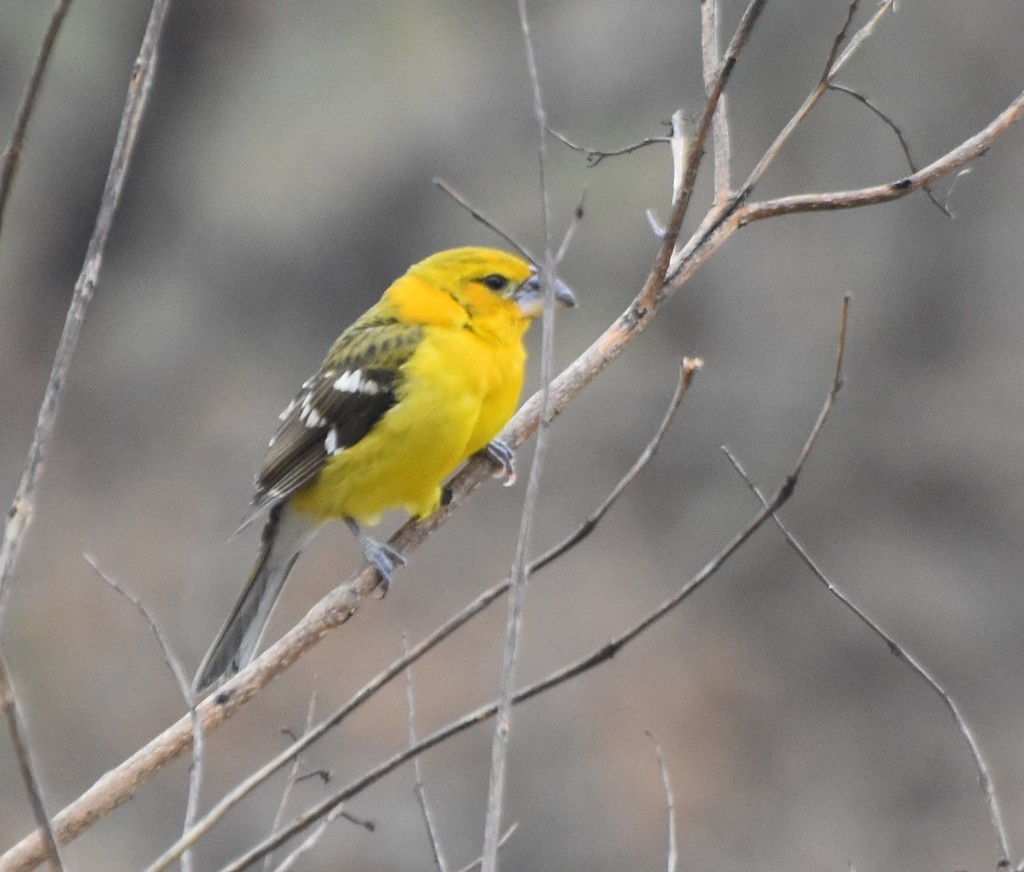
[193, 247, 575, 692]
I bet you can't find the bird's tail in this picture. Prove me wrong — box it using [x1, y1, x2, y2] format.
[192, 503, 317, 695]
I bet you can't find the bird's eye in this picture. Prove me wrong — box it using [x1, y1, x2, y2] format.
[480, 274, 509, 291]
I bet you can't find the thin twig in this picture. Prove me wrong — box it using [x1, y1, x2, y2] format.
[0, 0, 75, 854]
[638, 0, 768, 310]
[213, 302, 848, 870]
[263, 693, 318, 872]
[729, 0, 889, 206]
[267, 805, 347, 872]
[700, 0, 731, 203]
[0, 9, 77, 864]
[0, 2, 169, 870]
[943, 168, 973, 217]
[84, 555, 202, 872]
[404, 636, 448, 872]
[146, 361, 701, 870]
[531, 357, 702, 575]
[647, 734, 678, 872]
[0, 651, 63, 872]
[737, 85, 1024, 223]
[142, 579, 507, 872]
[828, 83, 948, 216]
[0, 0, 172, 617]
[669, 73, 1019, 296]
[831, 0, 890, 74]
[796, 295, 847, 470]
[432, 178, 536, 265]
[662, 1, 897, 287]
[9, 14, 1024, 867]
[555, 189, 585, 265]
[481, 2, 558, 866]
[719, 452, 1012, 865]
[546, 125, 670, 166]
[646, 111, 688, 239]
[453, 824, 518, 872]
[0, 0, 73, 244]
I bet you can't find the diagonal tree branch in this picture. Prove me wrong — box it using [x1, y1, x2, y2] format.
[0, 5, 79, 867]
[737, 87, 1024, 222]
[143, 357, 701, 872]
[637, 0, 768, 311]
[404, 638, 448, 872]
[0, 4, 172, 872]
[648, 734, 678, 872]
[0, 0, 172, 615]
[0, 0, 73, 244]
[5, 6, 1024, 868]
[0, 651, 63, 871]
[700, 0, 731, 203]
[480, 1, 560, 867]
[85, 555, 203, 872]
[721, 446, 1011, 865]
[212, 294, 849, 871]
[827, 83, 948, 216]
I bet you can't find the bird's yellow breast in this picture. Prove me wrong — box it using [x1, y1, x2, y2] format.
[289, 315, 527, 524]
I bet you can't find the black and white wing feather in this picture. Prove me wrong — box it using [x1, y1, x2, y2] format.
[239, 317, 423, 527]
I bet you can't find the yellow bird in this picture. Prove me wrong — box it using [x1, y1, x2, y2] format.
[193, 247, 575, 693]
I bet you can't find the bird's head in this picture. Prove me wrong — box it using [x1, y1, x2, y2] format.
[407, 247, 576, 324]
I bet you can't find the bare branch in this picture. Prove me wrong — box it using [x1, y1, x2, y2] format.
[831, 0, 891, 75]
[823, 0, 860, 76]
[729, 0, 893, 207]
[720, 448, 1012, 866]
[531, 357, 701, 574]
[0, 651, 63, 872]
[404, 637, 448, 872]
[204, 301, 848, 870]
[84, 555, 202, 872]
[432, 178, 536, 265]
[647, 734, 678, 872]
[0, 0, 73, 244]
[263, 694, 318, 872]
[481, 1, 559, 866]
[7, 8, 1024, 865]
[700, 0, 731, 202]
[738, 87, 1024, 222]
[555, 188, 585, 265]
[646, 112, 688, 239]
[0, 0, 172, 616]
[638, 0, 768, 310]
[0, 1, 168, 870]
[547, 124, 670, 166]
[828, 83, 948, 216]
[266, 805, 347, 872]
[146, 362, 699, 870]
[0, 7, 79, 867]
[453, 824, 518, 872]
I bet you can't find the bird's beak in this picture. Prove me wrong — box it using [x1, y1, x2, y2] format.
[515, 273, 577, 317]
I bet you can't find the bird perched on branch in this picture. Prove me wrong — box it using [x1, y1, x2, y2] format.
[192, 247, 576, 693]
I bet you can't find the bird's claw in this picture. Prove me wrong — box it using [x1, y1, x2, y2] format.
[484, 438, 516, 487]
[346, 517, 405, 597]
[366, 541, 405, 597]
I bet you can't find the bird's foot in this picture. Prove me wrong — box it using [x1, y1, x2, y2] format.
[483, 438, 516, 487]
[345, 518, 406, 596]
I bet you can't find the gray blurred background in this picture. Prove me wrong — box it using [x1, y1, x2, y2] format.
[2, 1, 1024, 869]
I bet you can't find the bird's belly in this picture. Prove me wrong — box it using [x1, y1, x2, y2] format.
[290, 325, 523, 525]
[293, 358, 481, 523]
